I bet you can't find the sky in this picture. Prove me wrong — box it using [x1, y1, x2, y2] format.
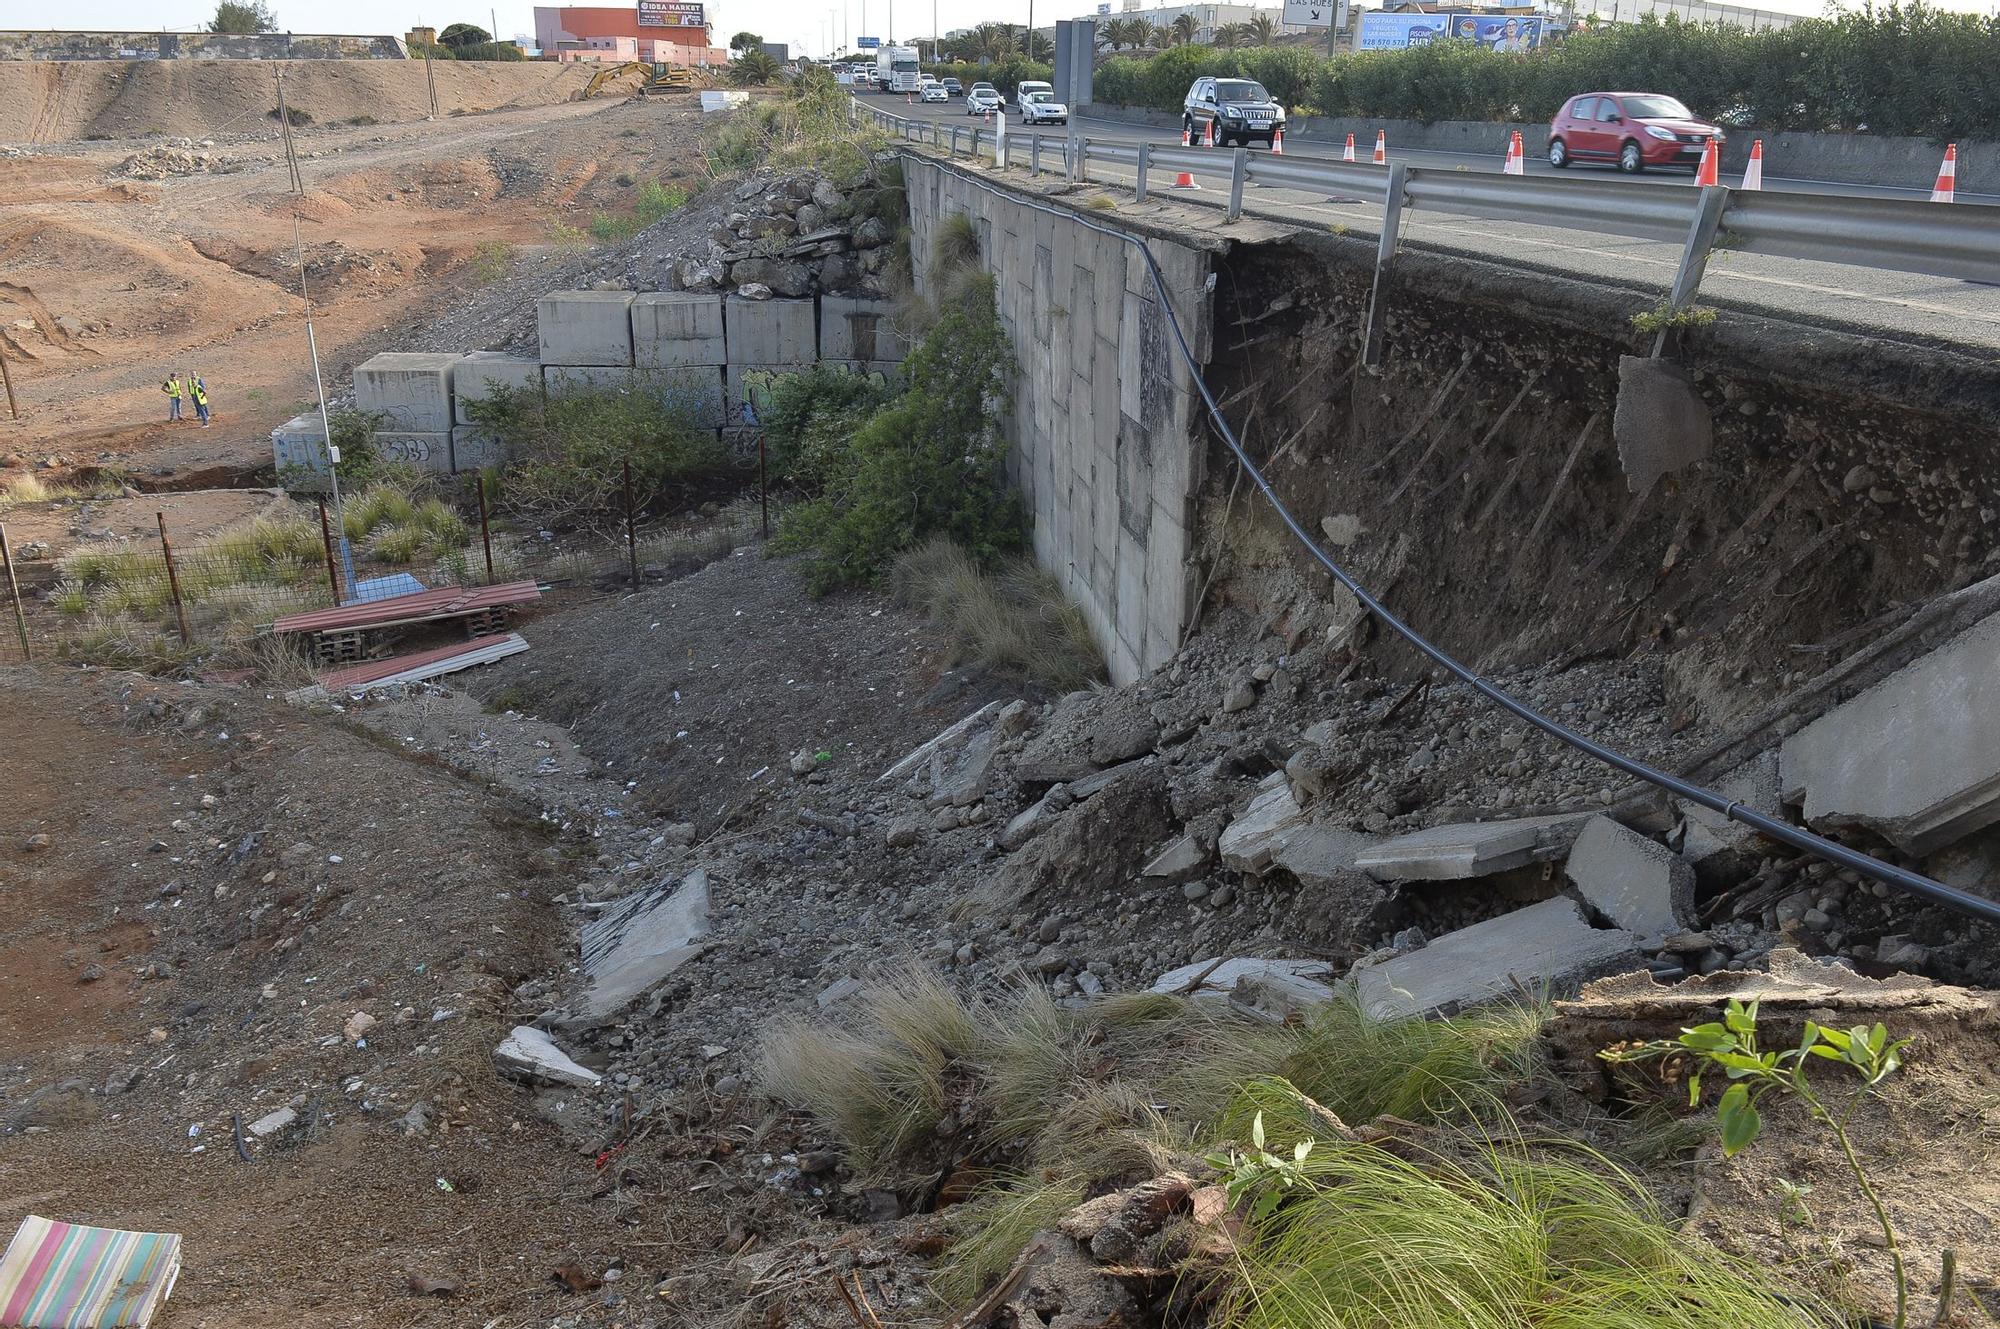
[33, 0, 1998, 60]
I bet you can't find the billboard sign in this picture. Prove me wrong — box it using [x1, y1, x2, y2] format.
[1449, 13, 1543, 48]
[1357, 12, 1452, 47]
[1281, 0, 1342, 27]
[857, 34, 880, 46]
[637, 0, 704, 26]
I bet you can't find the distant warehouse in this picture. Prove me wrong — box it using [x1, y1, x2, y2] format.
[0, 29, 406, 59]
[531, 4, 727, 65]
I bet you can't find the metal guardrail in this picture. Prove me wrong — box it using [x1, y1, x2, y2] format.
[856, 99, 2000, 296]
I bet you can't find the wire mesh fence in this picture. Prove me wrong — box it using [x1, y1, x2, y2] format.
[0, 476, 773, 669]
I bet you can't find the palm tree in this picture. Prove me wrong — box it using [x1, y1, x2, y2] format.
[1150, 21, 1177, 45]
[1103, 17, 1145, 49]
[1248, 13, 1277, 43]
[971, 21, 1017, 60]
[1024, 27, 1052, 58]
[731, 49, 781, 84]
[1171, 13, 1199, 44]
[1212, 21, 1248, 46]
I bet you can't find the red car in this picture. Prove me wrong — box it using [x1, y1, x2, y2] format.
[1547, 92, 1724, 174]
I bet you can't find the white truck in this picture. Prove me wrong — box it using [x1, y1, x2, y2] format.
[875, 45, 921, 94]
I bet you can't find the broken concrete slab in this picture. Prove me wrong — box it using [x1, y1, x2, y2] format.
[1613, 354, 1712, 495]
[878, 702, 1000, 783]
[1354, 812, 1593, 882]
[999, 795, 1054, 851]
[1067, 755, 1153, 802]
[494, 1025, 601, 1089]
[1219, 774, 1378, 885]
[1780, 610, 2000, 855]
[1680, 749, 1780, 872]
[1354, 897, 1643, 1019]
[569, 869, 709, 1023]
[1142, 832, 1211, 884]
[1152, 956, 1336, 1005]
[937, 728, 998, 808]
[1564, 816, 1695, 947]
[246, 1107, 296, 1138]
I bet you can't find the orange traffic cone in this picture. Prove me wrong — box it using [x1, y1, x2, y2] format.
[1931, 143, 1957, 202]
[1202, 117, 1215, 148]
[1181, 122, 1191, 148]
[906, 90, 913, 105]
[1342, 132, 1355, 162]
[1740, 138, 1764, 190]
[1171, 158, 1200, 189]
[1272, 123, 1284, 155]
[1693, 136, 1719, 187]
[1503, 130, 1524, 175]
[1372, 130, 1386, 165]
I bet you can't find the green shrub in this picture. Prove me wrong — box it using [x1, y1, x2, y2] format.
[706, 67, 886, 185]
[920, 57, 1052, 96]
[468, 384, 730, 525]
[761, 365, 895, 491]
[770, 279, 1021, 595]
[633, 179, 687, 226]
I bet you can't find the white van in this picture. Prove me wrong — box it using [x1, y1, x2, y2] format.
[1010, 80, 1053, 115]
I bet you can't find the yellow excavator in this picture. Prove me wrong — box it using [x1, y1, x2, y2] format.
[642, 62, 694, 94]
[581, 59, 646, 98]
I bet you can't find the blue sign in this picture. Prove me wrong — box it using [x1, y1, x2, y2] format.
[857, 34, 880, 47]
[1357, 13, 1452, 48]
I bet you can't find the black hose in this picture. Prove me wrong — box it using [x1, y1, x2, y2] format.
[915, 150, 2000, 930]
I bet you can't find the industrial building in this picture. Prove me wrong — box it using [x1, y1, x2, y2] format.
[531, 5, 728, 64]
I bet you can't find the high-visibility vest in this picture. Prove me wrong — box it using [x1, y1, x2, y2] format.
[163, 379, 182, 398]
[191, 381, 208, 406]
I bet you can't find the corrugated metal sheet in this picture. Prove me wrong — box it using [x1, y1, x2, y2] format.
[319, 632, 530, 694]
[271, 581, 541, 635]
[0, 1215, 183, 1328]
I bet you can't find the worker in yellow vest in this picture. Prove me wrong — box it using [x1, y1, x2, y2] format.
[162, 373, 185, 422]
[189, 372, 211, 428]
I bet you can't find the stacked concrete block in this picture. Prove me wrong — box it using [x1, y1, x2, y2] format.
[271, 412, 330, 486]
[371, 430, 453, 473]
[724, 296, 818, 415]
[453, 351, 543, 425]
[632, 293, 726, 368]
[635, 368, 727, 430]
[538, 291, 636, 367]
[819, 296, 905, 365]
[354, 351, 457, 438]
[450, 428, 509, 473]
[545, 365, 636, 397]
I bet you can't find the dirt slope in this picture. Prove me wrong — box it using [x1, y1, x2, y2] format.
[1, 59, 632, 144]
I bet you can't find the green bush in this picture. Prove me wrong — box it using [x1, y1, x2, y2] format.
[450, 40, 525, 61]
[1094, 6, 2000, 137]
[920, 57, 1052, 96]
[761, 365, 896, 491]
[468, 385, 730, 525]
[771, 280, 1021, 595]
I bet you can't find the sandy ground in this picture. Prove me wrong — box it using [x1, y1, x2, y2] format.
[0, 84, 702, 487]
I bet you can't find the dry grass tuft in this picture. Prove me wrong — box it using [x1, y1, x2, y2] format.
[891, 537, 1102, 690]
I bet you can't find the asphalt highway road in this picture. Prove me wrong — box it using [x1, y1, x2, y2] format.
[874, 96, 2000, 353]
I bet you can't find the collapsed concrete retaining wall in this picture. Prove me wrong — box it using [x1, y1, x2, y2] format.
[1082, 102, 1986, 192]
[0, 30, 406, 60]
[901, 154, 1216, 685]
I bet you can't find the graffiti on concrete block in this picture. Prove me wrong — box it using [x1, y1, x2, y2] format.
[373, 432, 452, 471]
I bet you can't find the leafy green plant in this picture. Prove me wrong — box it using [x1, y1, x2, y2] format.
[1631, 299, 1718, 335]
[1602, 998, 1913, 1327]
[468, 241, 513, 283]
[634, 179, 687, 225]
[1205, 1110, 1315, 1223]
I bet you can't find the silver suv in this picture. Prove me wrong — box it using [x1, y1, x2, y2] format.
[1183, 76, 1285, 149]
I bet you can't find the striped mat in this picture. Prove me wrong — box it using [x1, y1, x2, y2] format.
[0, 1217, 181, 1329]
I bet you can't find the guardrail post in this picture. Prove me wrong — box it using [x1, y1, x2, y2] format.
[1227, 147, 1248, 223]
[1031, 133, 1042, 176]
[1136, 141, 1152, 201]
[1362, 162, 1409, 368]
[995, 114, 1007, 169]
[972, 128, 982, 159]
[1656, 185, 1731, 356]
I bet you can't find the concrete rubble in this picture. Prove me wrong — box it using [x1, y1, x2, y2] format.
[1355, 812, 1593, 882]
[493, 1025, 601, 1089]
[567, 868, 710, 1024]
[1564, 816, 1695, 946]
[1218, 774, 1377, 885]
[1354, 897, 1643, 1019]
[1781, 609, 2000, 855]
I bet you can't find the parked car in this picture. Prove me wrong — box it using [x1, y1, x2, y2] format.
[1019, 90, 1068, 126]
[942, 77, 962, 96]
[921, 81, 949, 102]
[1182, 76, 1285, 148]
[1009, 79, 1053, 116]
[1547, 92, 1723, 173]
[967, 85, 1004, 115]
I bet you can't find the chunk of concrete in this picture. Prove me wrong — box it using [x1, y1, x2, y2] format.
[1151, 956, 1335, 1006]
[570, 869, 709, 1023]
[354, 351, 458, 432]
[538, 290, 635, 366]
[271, 411, 329, 482]
[545, 364, 634, 397]
[449, 425, 508, 473]
[246, 1107, 297, 1138]
[1680, 749, 1779, 871]
[494, 1025, 600, 1089]
[1142, 832, 1210, 884]
[723, 295, 815, 367]
[1354, 812, 1593, 882]
[632, 291, 726, 368]
[818, 296, 904, 362]
[1220, 774, 1377, 885]
[1613, 354, 1712, 495]
[371, 430, 452, 473]
[1067, 755, 1153, 801]
[1355, 897, 1644, 1019]
[879, 702, 1000, 783]
[935, 727, 998, 808]
[1564, 816, 1695, 947]
[1780, 611, 2000, 855]
[453, 351, 542, 425]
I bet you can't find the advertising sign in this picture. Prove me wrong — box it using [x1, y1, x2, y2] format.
[637, 0, 704, 26]
[857, 34, 880, 46]
[1449, 13, 1543, 49]
[1281, 0, 1344, 27]
[1357, 12, 1451, 48]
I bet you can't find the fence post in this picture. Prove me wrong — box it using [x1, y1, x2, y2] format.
[622, 457, 640, 591]
[316, 499, 341, 602]
[0, 522, 29, 661]
[1136, 141, 1152, 201]
[1362, 162, 1409, 369]
[1656, 184, 1730, 356]
[994, 112, 1007, 169]
[156, 512, 190, 646]
[1227, 146, 1248, 222]
[474, 472, 495, 584]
